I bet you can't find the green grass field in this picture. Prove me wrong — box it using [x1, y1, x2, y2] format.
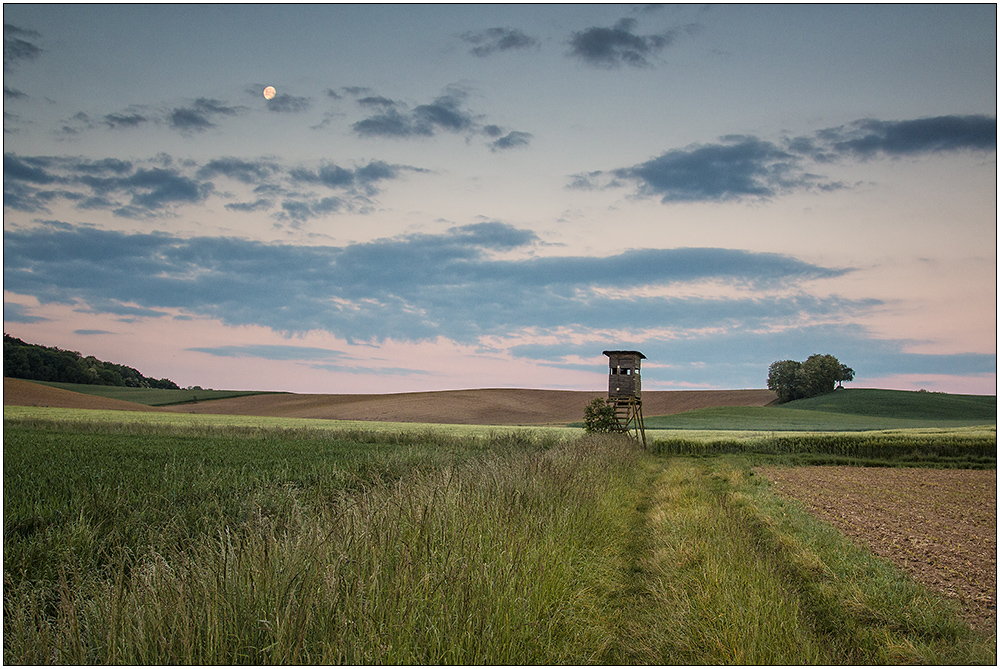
[28, 380, 282, 406]
[645, 388, 996, 431]
[3, 407, 995, 664]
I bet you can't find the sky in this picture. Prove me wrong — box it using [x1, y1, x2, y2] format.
[3, 4, 997, 395]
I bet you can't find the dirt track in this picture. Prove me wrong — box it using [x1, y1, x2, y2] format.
[3, 378, 776, 425]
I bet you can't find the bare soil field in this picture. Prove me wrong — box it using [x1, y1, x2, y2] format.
[2, 378, 166, 412]
[3, 379, 776, 424]
[3, 379, 775, 424]
[758, 466, 997, 639]
[155, 388, 778, 424]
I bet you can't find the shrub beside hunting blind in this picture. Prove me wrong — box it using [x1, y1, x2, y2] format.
[603, 350, 646, 448]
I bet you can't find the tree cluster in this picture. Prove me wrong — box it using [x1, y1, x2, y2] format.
[3, 334, 179, 389]
[583, 397, 619, 433]
[767, 354, 854, 404]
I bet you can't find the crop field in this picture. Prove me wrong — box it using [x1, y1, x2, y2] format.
[3, 407, 995, 664]
[28, 380, 280, 406]
[645, 388, 996, 431]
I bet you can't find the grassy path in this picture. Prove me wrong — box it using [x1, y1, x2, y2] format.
[605, 457, 995, 664]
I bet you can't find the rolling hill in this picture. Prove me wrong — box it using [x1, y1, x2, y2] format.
[3, 378, 776, 425]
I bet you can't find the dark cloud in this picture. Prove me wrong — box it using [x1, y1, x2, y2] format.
[3, 152, 417, 222]
[287, 160, 413, 207]
[490, 131, 533, 152]
[588, 114, 996, 204]
[188, 344, 347, 362]
[349, 87, 532, 149]
[461, 27, 538, 57]
[815, 115, 997, 158]
[352, 89, 476, 139]
[224, 198, 272, 213]
[4, 24, 42, 72]
[277, 196, 348, 225]
[357, 95, 397, 108]
[266, 93, 312, 114]
[4, 153, 207, 217]
[104, 112, 149, 129]
[4, 301, 47, 324]
[609, 137, 807, 202]
[168, 98, 243, 132]
[2, 222, 860, 346]
[4, 153, 58, 185]
[4, 85, 28, 101]
[197, 157, 280, 184]
[568, 18, 682, 68]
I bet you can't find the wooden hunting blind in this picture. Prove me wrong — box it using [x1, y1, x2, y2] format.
[603, 350, 647, 447]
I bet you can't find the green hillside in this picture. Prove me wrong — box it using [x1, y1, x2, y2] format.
[781, 388, 996, 420]
[29, 381, 282, 407]
[645, 389, 996, 431]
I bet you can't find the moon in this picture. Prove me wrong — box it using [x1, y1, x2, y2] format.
[263, 86, 276, 100]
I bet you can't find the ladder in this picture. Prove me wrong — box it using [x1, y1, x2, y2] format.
[612, 397, 646, 448]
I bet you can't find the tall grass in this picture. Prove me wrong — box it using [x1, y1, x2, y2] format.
[653, 427, 997, 468]
[3, 420, 641, 664]
[5, 416, 992, 663]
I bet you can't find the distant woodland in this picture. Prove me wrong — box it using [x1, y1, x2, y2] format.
[3, 334, 179, 389]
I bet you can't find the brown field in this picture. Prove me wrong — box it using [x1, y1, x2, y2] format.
[157, 387, 778, 424]
[758, 466, 997, 638]
[2, 378, 167, 412]
[2, 378, 776, 424]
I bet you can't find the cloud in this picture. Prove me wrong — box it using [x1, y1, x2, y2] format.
[196, 157, 281, 184]
[265, 92, 312, 114]
[353, 89, 475, 138]
[2, 154, 207, 218]
[607, 136, 809, 202]
[188, 344, 347, 362]
[507, 323, 996, 389]
[3, 222, 863, 349]
[4, 84, 28, 101]
[4, 152, 418, 222]
[4, 24, 42, 72]
[168, 98, 243, 132]
[814, 115, 997, 158]
[349, 86, 532, 150]
[490, 131, 533, 152]
[567, 18, 689, 68]
[4, 301, 47, 324]
[104, 112, 149, 129]
[224, 198, 271, 213]
[461, 27, 538, 57]
[589, 114, 996, 204]
[357, 95, 396, 108]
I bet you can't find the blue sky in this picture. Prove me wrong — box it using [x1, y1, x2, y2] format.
[4, 4, 996, 394]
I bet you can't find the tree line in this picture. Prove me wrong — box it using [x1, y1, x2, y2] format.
[3, 334, 179, 389]
[767, 354, 853, 403]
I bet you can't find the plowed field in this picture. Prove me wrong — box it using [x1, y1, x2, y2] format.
[2, 378, 777, 425]
[156, 387, 777, 424]
[2, 378, 166, 412]
[758, 466, 997, 638]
